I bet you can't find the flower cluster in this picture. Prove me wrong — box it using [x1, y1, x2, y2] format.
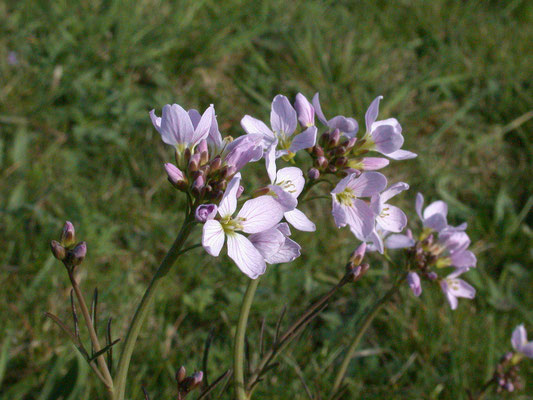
[151, 93, 418, 279]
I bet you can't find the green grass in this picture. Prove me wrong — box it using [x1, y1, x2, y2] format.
[1, 0, 532, 398]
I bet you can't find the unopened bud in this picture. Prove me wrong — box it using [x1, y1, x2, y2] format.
[210, 155, 222, 171]
[50, 240, 66, 260]
[196, 139, 208, 155]
[188, 153, 201, 172]
[345, 137, 357, 150]
[191, 371, 203, 386]
[334, 146, 347, 156]
[61, 221, 76, 248]
[312, 145, 324, 157]
[328, 129, 340, 146]
[326, 164, 337, 173]
[253, 187, 271, 197]
[334, 156, 348, 168]
[164, 163, 186, 188]
[176, 366, 187, 383]
[350, 242, 366, 265]
[319, 132, 329, 147]
[68, 241, 87, 267]
[426, 271, 438, 280]
[183, 147, 192, 163]
[236, 185, 244, 198]
[308, 168, 320, 180]
[316, 156, 328, 169]
[195, 204, 217, 223]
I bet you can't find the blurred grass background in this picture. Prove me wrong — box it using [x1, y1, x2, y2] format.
[1, 0, 532, 398]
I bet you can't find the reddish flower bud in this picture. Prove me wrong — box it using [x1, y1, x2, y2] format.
[61, 221, 76, 248]
[50, 240, 66, 261]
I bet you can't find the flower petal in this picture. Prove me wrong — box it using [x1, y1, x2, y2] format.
[328, 116, 358, 136]
[377, 204, 407, 233]
[415, 193, 424, 221]
[188, 109, 201, 128]
[424, 200, 448, 221]
[371, 120, 404, 154]
[512, 325, 527, 351]
[407, 272, 422, 297]
[365, 96, 382, 132]
[162, 104, 194, 144]
[265, 142, 278, 183]
[237, 196, 284, 233]
[380, 182, 409, 203]
[219, 173, 241, 217]
[331, 198, 347, 228]
[191, 105, 214, 145]
[347, 172, 388, 198]
[149, 110, 162, 132]
[227, 233, 266, 279]
[248, 227, 285, 259]
[276, 167, 305, 198]
[294, 93, 315, 127]
[440, 280, 458, 310]
[284, 208, 316, 232]
[202, 220, 225, 257]
[361, 157, 390, 170]
[346, 199, 375, 239]
[450, 250, 477, 269]
[387, 149, 418, 160]
[385, 234, 415, 249]
[266, 237, 301, 264]
[289, 126, 317, 153]
[312, 93, 329, 126]
[241, 115, 275, 140]
[271, 95, 297, 137]
[269, 184, 298, 211]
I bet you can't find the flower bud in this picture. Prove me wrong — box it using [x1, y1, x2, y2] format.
[308, 168, 320, 180]
[312, 145, 324, 157]
[316, 156, 328, 169]
[334, 146, 347, 156]
[67, 241, 87, 267]
[196, 139, 208, 155]
[426, 271, 438, 280]
[294, 93, 315, 127]
[210, 155, 222, 171]
[164, 163, 186, 188]
[50, 240, 66, 260]
[183, 147, 192, 163]
[349, 242, 366, 265]
[188, 153, 201, 172]
[196, 139, 209, 165]
[61, 221, 76, 248]
[191, 371, 203, 387]
[195, 204, 218, 223]
[319, 132, 329, 147]
[326, 164, 337, 173]
[328, 129, 340, 146]
[176, 366, 187, 383]
[345, 137, 357, 151]
[334, 156, 348, 168]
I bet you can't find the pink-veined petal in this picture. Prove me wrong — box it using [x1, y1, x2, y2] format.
[328, 116, 358, 136]
[188, 109, 201, 128]
[289, 126, 317, 153]
[450, 250, 477, 269]
[371, 121, 404, 154]
[219, 173, 241, 217]
[346, 199, 375, 239]
[237, 196, 284, 233]
[365, 96, 382, 132]
[265, 142, 278, 183]
[312, 93, 329, 126]
[424, 200, 448, 221]
[331, 173, 355, 195]
[376, 204, 407, 233]
[415, 193, 424, 221]
[271, 95, 297, 137]
[191, 105, 214, 145]
[266, 237, 301, 264]
[202, 220, 225, 257]
[440, 280, 459, 310]
[226, 233, 266, 279]
[361, 157, 390, 170]
[269, 184, 298, 211]
[380, 182, 409, 203]
[348, 172, 388, 198]
[385, 234, 415, 249]
[387, 149, 418, 160]
[294, 93, 315, 127]
[248, 227, 285, 259]
[331, 197, 347, 228]
[241, 115, 275, 140]
[276, 167, 305, 198]
[162, 104, 194, 144]
[284, 208, 316, 232]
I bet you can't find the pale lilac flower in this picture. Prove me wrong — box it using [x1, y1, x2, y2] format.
[222, 133, 263, 174]
[249, 223, 301, 264]
[294, 93, 315, 127]
[371, 182, 409, 233]
[407, 272, 422, 297]
[312, 93, 359, 137]
[366, 228, 414, 254]
[188, 107, 223, 152]
[437, 229, 477, 269]
[241, 95, 317, 158]
[511, 325, 533, 358]
[439, 268, 476, 310]
[363, 96, 417, 159]
[264, 145, 316, 231]
[150, 104, 214, 152]
[360, 157, 390, 170]
[385, 231, 415, 249]
[195, 204, 218, 223]
[201, 174, 284, 279]
[415, 192, 449, 233]
[331, 172, 387, 240]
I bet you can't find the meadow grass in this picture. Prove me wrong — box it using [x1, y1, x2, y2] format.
[0, 0, 532, 398]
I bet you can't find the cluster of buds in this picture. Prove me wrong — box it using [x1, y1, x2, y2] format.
[176, 366, 203, 400]
[345, 243, 370, 283]
[310, 130, 359, 177]
[50, 221, 87, 270]
[493, 352, 522, 393]
[407, 233, 441, 277]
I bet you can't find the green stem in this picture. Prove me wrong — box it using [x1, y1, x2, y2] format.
[330, 274, 407, 396]
[113, 213, 195, 400]
[234, 278, 260, 400]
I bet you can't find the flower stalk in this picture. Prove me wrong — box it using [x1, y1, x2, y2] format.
[234, 277, 261, 400]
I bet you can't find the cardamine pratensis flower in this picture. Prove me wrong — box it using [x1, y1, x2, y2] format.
[511, 325, 533, 359]
[359, 96, 417, 160]
[249, 223, 301, 264]
[201, 174, 284, 279]
[331, 172, 387, 240]
[439, 267, 476, 310]
[311, 93, 359, 137]
[241, 95, 317, 159]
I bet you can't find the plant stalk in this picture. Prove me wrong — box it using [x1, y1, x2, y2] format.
[113, 213, 195, 400]
[234, 278, 261, 400]
[330, 274, 406, 396]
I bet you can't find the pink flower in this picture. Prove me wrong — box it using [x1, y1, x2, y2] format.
[331, 172, 387, 240]
[439, 268, 475, 310]
[201, 174, 284, 279]
[511, 325, 533, 358]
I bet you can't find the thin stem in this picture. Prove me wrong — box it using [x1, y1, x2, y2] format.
[69, 272, 114, 393]
[330, 274, 407, 397]
[114, 213, 195, 400]
[247, 272, 352, 393]
[234, 278, 261, 400]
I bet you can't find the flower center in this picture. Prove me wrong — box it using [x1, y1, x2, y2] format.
[277, 179, 297, 194]
[336, 188, 355, 206]
[220, 215, 245, 234]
